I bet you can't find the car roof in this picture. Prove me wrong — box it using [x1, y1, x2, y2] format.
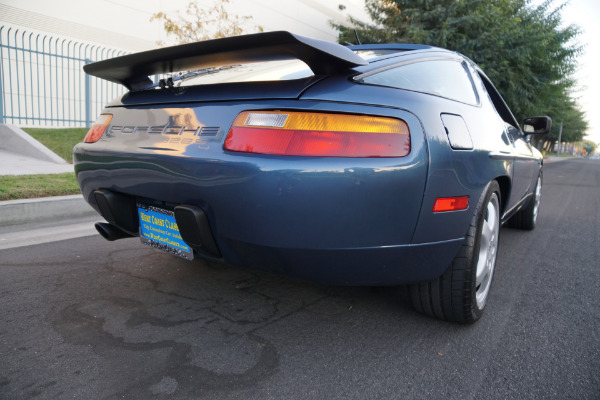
[348, 45, 465, 75]
[348, 43, 442, 52]
[349, 44, 463, 66]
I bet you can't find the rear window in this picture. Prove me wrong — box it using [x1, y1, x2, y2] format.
[178, 60, 313, 86]
[357, 59, 478, 105]
[168, 50, 402, 87]
[354, 50, 402, 60]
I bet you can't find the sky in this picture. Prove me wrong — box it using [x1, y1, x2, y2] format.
[558, 0, 600, 144]
[0, 0, 598, 144]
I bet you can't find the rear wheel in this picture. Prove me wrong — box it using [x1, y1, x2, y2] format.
[507, 173, 542, 230]
[410, 181, 501, 323]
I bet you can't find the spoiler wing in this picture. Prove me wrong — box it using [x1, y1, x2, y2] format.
[84, 31, 367, 91]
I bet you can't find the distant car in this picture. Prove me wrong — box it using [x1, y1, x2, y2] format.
[75, 31, 550, 323]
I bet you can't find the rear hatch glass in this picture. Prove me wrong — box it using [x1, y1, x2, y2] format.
[177, 60, 313, 87]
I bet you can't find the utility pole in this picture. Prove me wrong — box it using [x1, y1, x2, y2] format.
[557, 121, 563, 155]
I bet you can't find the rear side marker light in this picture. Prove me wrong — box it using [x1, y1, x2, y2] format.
[84, 114, 113, 143]
[433, 196, 469, 213]
[224, 111, 410, 157]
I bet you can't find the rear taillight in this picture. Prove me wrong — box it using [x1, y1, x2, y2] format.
[83, 114, 113, 143]
[224, 111, 410, 157]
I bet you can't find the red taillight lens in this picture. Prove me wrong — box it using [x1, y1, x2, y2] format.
[433, 196, 469, 213]
[83, 114, 112, 143]
[224, 111, 410, 157]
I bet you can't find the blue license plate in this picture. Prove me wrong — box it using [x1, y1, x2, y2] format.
[137, 204, 193, 260]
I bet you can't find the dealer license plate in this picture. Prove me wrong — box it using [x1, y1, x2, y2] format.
[137, 204, 193, 260]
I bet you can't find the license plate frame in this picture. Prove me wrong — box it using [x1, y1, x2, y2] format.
[137, 204, 193, 260]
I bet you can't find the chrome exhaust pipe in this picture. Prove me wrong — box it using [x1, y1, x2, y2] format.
[95, 222, 134, 241]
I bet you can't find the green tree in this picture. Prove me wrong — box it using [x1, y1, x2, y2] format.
[151, 0, 262, 46]
[333, 0, 586, 141]
[581, 140, 596, 156]
[546, 98, 587, 143]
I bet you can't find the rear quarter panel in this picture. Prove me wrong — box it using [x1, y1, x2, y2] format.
[301, 75, 512, 243]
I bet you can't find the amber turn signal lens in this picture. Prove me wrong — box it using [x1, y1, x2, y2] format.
[84, 114, 113, 143]
[224, 111, 410, 157]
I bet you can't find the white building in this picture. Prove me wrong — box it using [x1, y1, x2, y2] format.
[0, 0, 371, 126]
[1, 0, 371, 52]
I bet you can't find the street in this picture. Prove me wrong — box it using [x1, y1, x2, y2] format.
[1, 159, 599, 399]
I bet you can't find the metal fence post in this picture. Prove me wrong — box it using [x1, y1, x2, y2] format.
[1, 25, 125, 127]
[0, 56, 4, 124]
[84, 58, 92, 127]
[0, 26, 4, 124]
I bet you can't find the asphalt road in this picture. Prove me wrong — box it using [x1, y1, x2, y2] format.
[1, 159, 599, 400]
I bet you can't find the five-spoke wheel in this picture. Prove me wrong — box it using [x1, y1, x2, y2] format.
[410, 181, 502, 323]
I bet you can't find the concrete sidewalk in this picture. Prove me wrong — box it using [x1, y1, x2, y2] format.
[0, 149, 74, 175]
[0, 124, 74, 175]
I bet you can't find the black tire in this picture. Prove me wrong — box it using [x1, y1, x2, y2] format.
[507, 173, 542, 231]
[410, 181, 501, 323]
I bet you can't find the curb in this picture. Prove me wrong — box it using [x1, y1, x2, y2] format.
[544, 155, 575, 163]
[0, 194, 97, 227]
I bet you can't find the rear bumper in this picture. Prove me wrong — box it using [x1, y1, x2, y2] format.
[75, 150, 428, 249]
[85, 187, 462, 285]
[221, 236, 463, 285]
[74, 100, 459, 284]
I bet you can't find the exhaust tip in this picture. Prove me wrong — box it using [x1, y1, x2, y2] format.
[95, 222, 134, 241]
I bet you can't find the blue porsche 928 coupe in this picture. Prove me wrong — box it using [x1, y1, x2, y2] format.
[74, 31, 550, 323]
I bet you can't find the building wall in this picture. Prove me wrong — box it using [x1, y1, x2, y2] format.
[0, 0, 370, 51]
[0, 0, 370, 127]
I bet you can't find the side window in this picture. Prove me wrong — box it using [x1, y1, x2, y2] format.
[505, 122, 522, 142]
[359, 59, 478, 105]
[470, 65, 521, 133]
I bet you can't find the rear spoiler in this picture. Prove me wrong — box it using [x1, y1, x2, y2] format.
[84, 31, 367, 91]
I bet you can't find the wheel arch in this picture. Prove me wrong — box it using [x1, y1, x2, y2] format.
[495, 175, 511, 216]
